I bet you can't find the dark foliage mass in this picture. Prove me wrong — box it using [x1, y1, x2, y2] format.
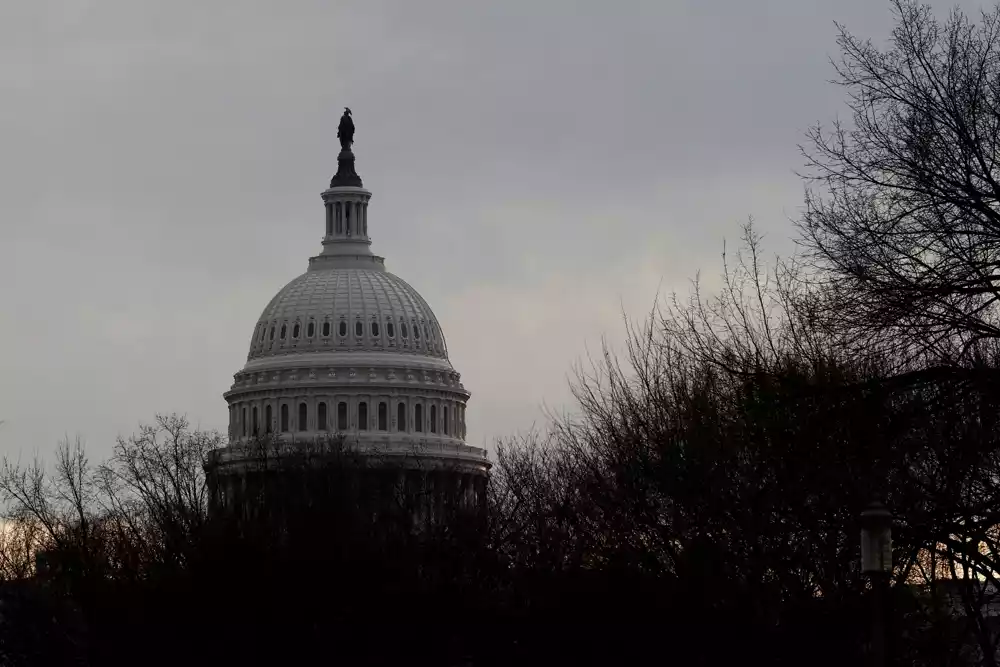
[6, 1, 1000, 664]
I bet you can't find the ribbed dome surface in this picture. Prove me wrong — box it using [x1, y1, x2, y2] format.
[247, 267, 449, 362]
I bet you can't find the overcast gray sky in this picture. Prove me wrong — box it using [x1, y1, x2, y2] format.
[0, 0, 983, 461]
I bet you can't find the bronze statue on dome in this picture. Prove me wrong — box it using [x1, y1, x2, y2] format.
[329, 106, 363, 187]
[337, 107, 355, 151]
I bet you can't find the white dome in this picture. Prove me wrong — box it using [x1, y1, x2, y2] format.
[248, 268, 449, 362]
[221, 131, 486, 475]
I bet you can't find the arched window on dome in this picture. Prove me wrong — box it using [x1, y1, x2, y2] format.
[339, 321, 347, 337]
[317, 402, 327, 431]
[266, 405, 273, 434]
[371, 321, 380, 338]
[280, 404, 289, 433]
[430, 405, 437, 434]
[253, 407, 259, 435]
[378, 402, 387, 431]
[292, 323, 300, 339]
[345, 204, 351, 236]
[443, 405, 449, 436]
[307, 321, 315, 338]
[242, 407, 247, 437]
[280, 324, 287, 340]
[259, 325, 266, 343]
[335, 202, 342, 234]
[401, 322, 408, 339]
[298, 403, 308, 432]
[415, 404, 423, 432]
[337, 402, 347, 431]
[387, 322, 395, 339]
[413, 323, 421, 340]
[323, 321, 331, 337]
[358, 402, 368, 430]
[355, 321, 363, 337]
[397, 402, 406, 432]
[269, 326, 275, 341]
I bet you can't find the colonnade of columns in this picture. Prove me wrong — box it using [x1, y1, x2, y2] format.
[325, 199, 369, 239]
[229, 394, 468, 441]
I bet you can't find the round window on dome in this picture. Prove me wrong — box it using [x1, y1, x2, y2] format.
[387, 322, 395, 339]
[355, 321, 363, 337]
[322, 321, 331, 337]
[401, 322, 408, 339]
[371, 321, 380, 337]
[307, 322, 315, 338]
[339, 321, 347, 337]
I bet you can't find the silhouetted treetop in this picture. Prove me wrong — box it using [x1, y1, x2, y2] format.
[801, 0, 1000, 367]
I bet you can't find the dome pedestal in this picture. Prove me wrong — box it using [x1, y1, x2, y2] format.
[207, 436, 487, 526]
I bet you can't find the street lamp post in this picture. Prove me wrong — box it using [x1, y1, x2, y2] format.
[861, 501, 892, 667]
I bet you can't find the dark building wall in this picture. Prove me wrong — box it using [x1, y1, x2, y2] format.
[205, 440, 488, 532]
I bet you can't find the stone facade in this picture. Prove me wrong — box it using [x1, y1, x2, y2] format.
[208, 115, 489, 513]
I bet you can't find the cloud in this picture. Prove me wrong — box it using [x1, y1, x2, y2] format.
[0, 0, 979, 462]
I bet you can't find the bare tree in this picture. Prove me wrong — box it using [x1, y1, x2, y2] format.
[800, 0, 1000, 369]
[95, 414, 221, 572]
[0, 437, 102, 578]
[479, 218, 1000, 663]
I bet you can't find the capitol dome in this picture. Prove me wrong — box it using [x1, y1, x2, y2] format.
[217, 109, 488, 477]
[248, 269, 450, 363]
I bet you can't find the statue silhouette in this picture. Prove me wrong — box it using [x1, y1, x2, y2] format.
[337, 107, 355, 151]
